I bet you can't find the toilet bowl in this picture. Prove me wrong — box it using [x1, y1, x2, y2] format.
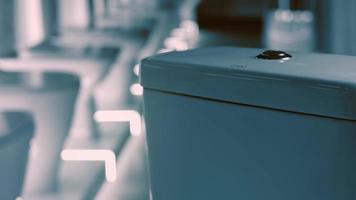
[0, 111, 34, 200]
[35, 0, 155, 122]
[0, 71, 80, 194]
[17, 44, 119, 139]
[1, 0, 119, 140]
[141, 47, 356, 200]
[34, 0, 178, 111]
[0, 50, 117, 140]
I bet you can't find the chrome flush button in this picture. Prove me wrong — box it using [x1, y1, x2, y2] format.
[256, 50, 292, 60]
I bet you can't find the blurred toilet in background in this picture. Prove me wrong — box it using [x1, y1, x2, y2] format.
[55, 0, 183, 110]
[0, 111, 34, 200]
[0, 71, 80, 195]
[16, 45, 118, 139]
[1, 0, 119, 140]
[34, 0, 147, 110]
[0, 0, 201, 199]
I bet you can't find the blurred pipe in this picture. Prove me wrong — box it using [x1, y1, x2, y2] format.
[15, 0, 44, 50]
[41, 0, 60, 38]
[87, 0, 96, 30]
[102, 0, 110, 17]
[0, 0, 16, 56]
[2, 0, 45, 54]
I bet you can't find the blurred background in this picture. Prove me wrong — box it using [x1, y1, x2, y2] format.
[0, 0, 355, 200]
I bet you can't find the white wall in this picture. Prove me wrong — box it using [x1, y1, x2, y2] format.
[323, 0, 356, 55]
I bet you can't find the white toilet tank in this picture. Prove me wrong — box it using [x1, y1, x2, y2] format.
[141, 47, 356, 200]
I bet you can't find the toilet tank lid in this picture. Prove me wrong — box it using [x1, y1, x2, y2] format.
[140, 47, 356, 121]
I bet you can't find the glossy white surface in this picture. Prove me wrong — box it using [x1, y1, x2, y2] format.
[0, 0, 193, 199]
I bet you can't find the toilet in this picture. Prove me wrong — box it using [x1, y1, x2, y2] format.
[141, 47, 356, 200]
[0, 112, 34, 200]
[0, 0, 119, 140]
[0, 71, 80, 194]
